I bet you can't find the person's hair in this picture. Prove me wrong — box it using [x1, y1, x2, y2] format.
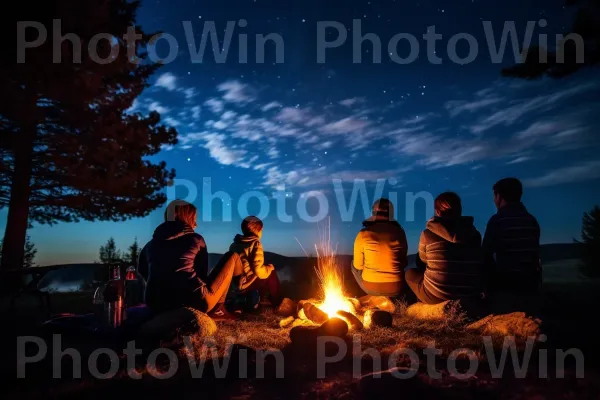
[434, 192, 462, 217]
[493, 178, 523, 203]
[372, 198, 394, 219]
[164, 200, 197, 227]
[241, 216, 263, 236]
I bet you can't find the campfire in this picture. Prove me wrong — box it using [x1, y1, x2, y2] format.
[282, 227, 395, 333]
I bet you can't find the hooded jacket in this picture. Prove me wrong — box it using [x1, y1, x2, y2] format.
[229, 234, 274, 290]
[353, 216, 408, 283]
[418, 216, 483, 300]
[138, 221, 208, 312]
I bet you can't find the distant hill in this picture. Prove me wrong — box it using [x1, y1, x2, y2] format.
[29, 243, 582, 292]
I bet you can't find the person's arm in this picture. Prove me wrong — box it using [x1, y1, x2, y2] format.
[252, 240, 273, 279]
[137, 243, 149, 280]
[193, 235, 209, 281]
[481, 216, 497, 270]
[353, 231, 365, 270]
[416, 231, 427, 272]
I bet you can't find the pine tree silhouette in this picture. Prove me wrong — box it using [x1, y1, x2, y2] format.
[577, 205, 600, 278]
[99, 237, 122, 265]
[502, 0, 600, 79]
[0, 1, 178, 271]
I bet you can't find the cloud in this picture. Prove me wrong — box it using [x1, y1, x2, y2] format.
[445, 97, 503, 117]
[217, 80, 256, 103]
[163, 117, 181, 127]
[213, 120, 228, 130]
[523, 160, 600, 188]
[506, 156, 532, 164]
[204, 98, 225, 114]
[276, 107, 312, 123]
[469, 83, 596, 134]
[299, 190, 326, 199]
[126, 98, 141, 114]
[267, 147, 280, 159]
[155, 72, 177, 91]
[200, 133, 247, 167]
[262, 101, 282, 112]
[183, 88, 196, 100]
[148, 101, 170, 114]
[339, 97, 365, 107]
[191, 106, 201, 120]
[321, 117, 369, 135]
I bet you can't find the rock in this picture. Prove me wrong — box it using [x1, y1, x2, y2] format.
[276, 298, 297, 317]
[138, 307, 217, 342]
[359, 295, 396, 313]
[363, 309, 393, 328]
[289, 317, 349, 346]
[279, 316, 295, 328]
[336, 310, 363, 331]
[369, 310, 393, 328]
[405, 300, 457, 320]
[303, 302, 329, 324]
[320, 317, 349, 337]
[467, 312, 542, 339]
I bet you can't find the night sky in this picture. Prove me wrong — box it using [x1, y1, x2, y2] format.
[5, 0, 600, 265]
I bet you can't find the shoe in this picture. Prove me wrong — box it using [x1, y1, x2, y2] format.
[207, 304, 239, 321]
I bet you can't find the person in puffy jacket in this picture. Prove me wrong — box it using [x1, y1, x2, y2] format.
[352, 198, 408, 297]
[138, 200, 238, 320]
[228, 216, 281, 307]
[406, 192, 484, 304]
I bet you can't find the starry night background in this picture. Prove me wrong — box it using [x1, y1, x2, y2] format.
[5, 0, 600, 265]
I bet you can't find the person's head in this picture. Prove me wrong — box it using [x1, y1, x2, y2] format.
[371, 198, 395, 221]
[493, 178, 523, 209]
[241, 216, 264, 238]
[164, 199, 198, 229]
[434, 192, 462, 218]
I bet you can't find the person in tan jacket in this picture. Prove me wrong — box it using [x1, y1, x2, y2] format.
[352, 198, 408, 297]
[228, 216, 282, 307]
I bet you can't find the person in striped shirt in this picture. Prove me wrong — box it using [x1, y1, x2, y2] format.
[482, 178, 541, 293]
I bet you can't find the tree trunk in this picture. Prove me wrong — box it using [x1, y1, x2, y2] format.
[1, 121, 35, 273]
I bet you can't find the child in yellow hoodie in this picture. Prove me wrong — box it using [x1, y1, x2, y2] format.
[229, 216, 282, 307]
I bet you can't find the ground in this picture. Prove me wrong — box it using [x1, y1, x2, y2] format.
[1, 260, 600, 399]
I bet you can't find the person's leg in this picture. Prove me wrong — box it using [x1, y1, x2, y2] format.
[202, 252, 239, 312]
[405, 268, 441, 305]
[241, 271, 282, 306]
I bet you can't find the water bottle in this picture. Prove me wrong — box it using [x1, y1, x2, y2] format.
[124, 265, 146, 308]
[103, 264, 125, 328]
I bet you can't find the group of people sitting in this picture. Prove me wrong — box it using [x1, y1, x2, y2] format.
[352, 177, 541, 304]
[137, 177, 541, 321]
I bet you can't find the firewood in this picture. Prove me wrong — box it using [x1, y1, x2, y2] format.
[363, 309, 393, 328]
[303, 302, 329, 324]
[336, 310, 363, 331]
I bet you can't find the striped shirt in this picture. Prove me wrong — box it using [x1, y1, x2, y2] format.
[482, 202, 540, 280]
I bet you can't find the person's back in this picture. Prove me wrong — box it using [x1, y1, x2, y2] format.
[352, 199, 408, 297]
[356, 221, 407, 282]
[419, 216, 483, 300]
[139, 219, 208, 313]
[483, 178, 541, 292]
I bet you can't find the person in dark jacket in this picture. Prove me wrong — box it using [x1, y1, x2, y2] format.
[352, 198, 408, 297]
[138, 200, 238, 320]
[483, 178, 541, 293]
[406, 192, 484, 304]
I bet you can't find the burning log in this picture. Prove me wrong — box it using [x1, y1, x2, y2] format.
[336, 310, 363, 331]
[358, 295, 396, 313]
[363, 309, 393, 328]
[303, 302, 329, 324]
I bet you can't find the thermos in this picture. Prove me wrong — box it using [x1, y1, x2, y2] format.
[104, 264, 125, 328]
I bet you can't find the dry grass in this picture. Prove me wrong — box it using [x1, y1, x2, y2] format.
[182, 300, 508, 362]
